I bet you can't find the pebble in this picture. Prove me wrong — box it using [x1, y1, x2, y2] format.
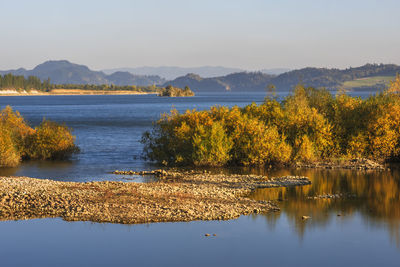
[294, 158, 387, 171]
[0, 173, 310, 225]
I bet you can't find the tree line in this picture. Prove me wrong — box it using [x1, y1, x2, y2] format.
[0, 73, 160, 92]
[0, 74, 51, 91]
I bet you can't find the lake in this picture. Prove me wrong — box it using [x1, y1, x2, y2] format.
[0, 92, 399, 266]
[0, 92, 269, 181]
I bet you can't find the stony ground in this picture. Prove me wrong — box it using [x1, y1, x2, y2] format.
[0, 171, 310, 224]
[294, 158, 387, 170]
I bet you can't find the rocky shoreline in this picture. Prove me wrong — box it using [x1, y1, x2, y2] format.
[294, 158, 387, 170]
[307, 193, 358, 200]
[0, 172, 310, 224]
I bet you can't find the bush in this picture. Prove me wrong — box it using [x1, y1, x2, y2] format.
[25, 120, 79, 160]
[0, 126, 20, 167]
[142, 77, 400, 166]
[283, 86, 334, 159]
[192, 122, 232, 166]
[293, 135, 316, 162]
[0, 106, 79, 166]
[0, 106, 34, 157]
[229, 116, 291, 166]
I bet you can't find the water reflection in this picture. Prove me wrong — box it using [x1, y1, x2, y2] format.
[250, 168, 400, 246]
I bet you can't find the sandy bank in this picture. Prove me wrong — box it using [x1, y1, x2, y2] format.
[0, 89, 156, 96]
[0, 172, 310, 224]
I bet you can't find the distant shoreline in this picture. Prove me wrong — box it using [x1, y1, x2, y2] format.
[0, 89, 157, 96]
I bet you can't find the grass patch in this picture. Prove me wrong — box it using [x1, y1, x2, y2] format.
[342, 76, 395, 89]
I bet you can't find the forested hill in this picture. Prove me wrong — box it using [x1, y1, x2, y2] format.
[165, 64, 400, 92]
[102, 66, 245, 80]
[271, 64, 400, 90]
[162, 72, 275, 92]
[0, 60, 166, 86]
[1, 61, 399, 91]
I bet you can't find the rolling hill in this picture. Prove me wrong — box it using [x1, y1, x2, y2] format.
[162, 72, 275, 92]
[164, 64, 400, 92]
[1, 61, 399, 92]
[0, 60, 166, 86]
[102, 66, 244, 80]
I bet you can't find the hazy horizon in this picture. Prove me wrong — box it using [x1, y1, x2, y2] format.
[2, 0, 400, 71]
[3, 59, 395, 73]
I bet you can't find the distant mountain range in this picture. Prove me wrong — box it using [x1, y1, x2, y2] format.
[102, 66, 245, 80]
[0, 60, 166, 86]
[1, 60, 399, 92]
[162, 72, 275, 91]
[164, 64, 400, 92]
[103, 67, 291, 80]
[260, 68, 291, 76]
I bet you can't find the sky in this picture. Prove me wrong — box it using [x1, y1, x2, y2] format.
[1, 0, 400, 70]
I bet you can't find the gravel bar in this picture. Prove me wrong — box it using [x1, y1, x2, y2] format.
[0, 172, 310, 224]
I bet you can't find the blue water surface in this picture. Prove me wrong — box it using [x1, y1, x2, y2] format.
[0, 91, 399, 267]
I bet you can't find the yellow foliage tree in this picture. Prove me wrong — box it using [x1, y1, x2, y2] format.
[223, 115, 292, 166]
[25, 120, 78, 160]
[387, 74, 400, 94]
[192, 122, 232, 166]
[0, 125, 20, 167]
[0, 106, 34, 157]
[0, 106, 78, 166]
[293, 135, 316, 162]
[367, 102, 400, 159]
[142, 79, 400, 167]
[284, 86, 334, 159]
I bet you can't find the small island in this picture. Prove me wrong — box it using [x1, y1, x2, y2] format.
[158, 85, 195, 97]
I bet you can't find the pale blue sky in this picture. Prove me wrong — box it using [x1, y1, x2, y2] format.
[1, 0, 399, 70]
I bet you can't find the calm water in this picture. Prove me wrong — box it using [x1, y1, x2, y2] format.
[0, 93, 268, 181]
[0, 91, 376, 181]
[0, 92, 399, 266]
